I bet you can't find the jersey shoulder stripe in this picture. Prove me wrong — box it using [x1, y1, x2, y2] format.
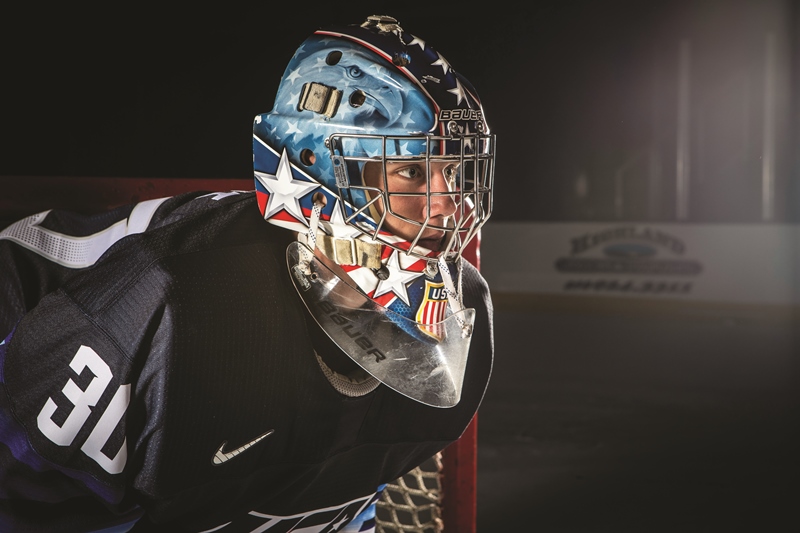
[0, 197, 168, 269]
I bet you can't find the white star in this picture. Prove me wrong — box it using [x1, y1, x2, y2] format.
[448, 78, 467, 106]
[398, 111, 415, 129]
[285, 120, 302, 136]
[362, 118, 379, 134]
[370, 63, 388, 77]
[336, 102, 353, 121]
[285, 67, 302, 84]
[463, 123, 474, 153]
[373, 249, 420, 306]
[255, 149, 318, 222]
[268, 124, 281, 141]
[314, 56, 327, 72]
[285, 90, 301, 109]
[407, 35, 425, 50]
[363, 142, 382, 158]
[431, 52, 450, 76]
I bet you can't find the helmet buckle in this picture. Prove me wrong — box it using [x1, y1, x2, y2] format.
[298, 82, 342, 118]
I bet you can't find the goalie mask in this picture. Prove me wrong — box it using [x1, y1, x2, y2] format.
[252, 15, 495, 407]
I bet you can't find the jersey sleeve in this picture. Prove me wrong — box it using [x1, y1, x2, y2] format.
[0, 191, 262, 531]
[0, 192, 225, 340]
[0, 287, 145, 531]
[0, 196, 171, 339]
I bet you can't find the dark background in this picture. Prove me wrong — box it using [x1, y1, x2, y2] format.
[3, 1, 798, 223]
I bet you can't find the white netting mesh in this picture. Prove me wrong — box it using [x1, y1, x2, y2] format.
[375, 453, 444, 533]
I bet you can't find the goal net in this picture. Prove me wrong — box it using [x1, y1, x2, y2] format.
[376, 454, 444, 533]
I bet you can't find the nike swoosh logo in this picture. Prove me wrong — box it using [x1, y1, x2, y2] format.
[212, 429, 274, 465]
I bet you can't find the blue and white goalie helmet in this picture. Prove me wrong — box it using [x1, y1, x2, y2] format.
[253, 14, 495, 262]
[253, 16, 495, 407]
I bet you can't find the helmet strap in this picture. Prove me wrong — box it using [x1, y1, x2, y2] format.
[315, 234, 382, 270]
[437, 255, 469, 332]
[298, 195, 383, 271]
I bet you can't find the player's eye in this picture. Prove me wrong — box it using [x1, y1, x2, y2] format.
[394, 165, 425, 180]
[443, 164, 459, 182]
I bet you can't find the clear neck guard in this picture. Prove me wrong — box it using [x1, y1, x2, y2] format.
[288, 241, 475, 408]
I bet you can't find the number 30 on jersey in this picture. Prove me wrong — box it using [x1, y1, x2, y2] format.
[37, 345, 130, 474]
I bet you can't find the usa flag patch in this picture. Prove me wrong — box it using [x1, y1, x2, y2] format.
[416, 280, 447, 340]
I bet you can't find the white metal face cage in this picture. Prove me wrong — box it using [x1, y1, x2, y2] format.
[328, 132, 496, 262]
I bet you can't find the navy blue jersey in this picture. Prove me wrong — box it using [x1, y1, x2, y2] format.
[0, 191, 493, 532]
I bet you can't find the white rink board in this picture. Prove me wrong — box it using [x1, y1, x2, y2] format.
[480, 221, 800, 306]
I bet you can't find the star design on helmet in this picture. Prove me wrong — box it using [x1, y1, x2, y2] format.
[448, 78, 467, 105]
[318, 37, 338, 47]
[285, 67, 302, 84]
[399, 111, 416, 128]
[285, 120, 302, 136]
[431, 53, 450, 76]
[406, 35, 426, 50]
[373, 249, 419, 306]
[363, 143, 383, 158]
[362, 118, 380, 133]
[255, 148, 318, 223]
[370, 63, 387, 77]
[337, 102, 354, 121]
[463, 123, 474, 153]
[268, 124, 281, 140]
[285, 90, 301, 109]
